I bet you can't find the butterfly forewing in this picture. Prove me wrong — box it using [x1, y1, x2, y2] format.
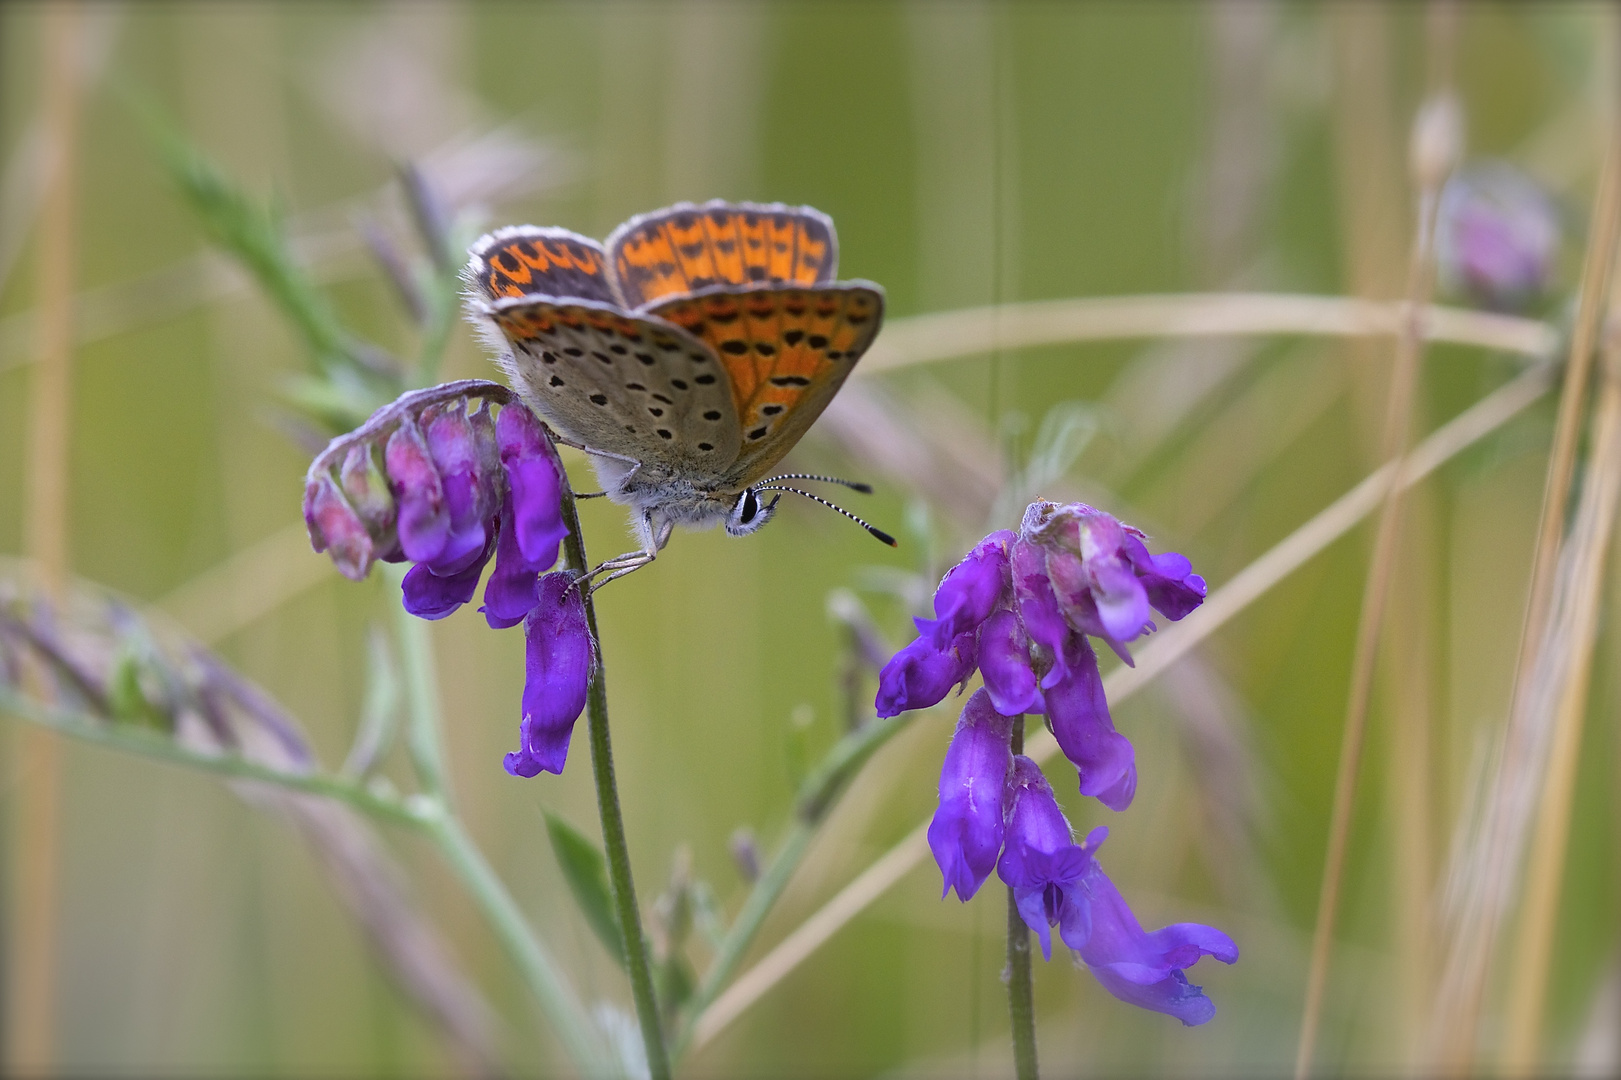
[606, 201, 839, 310]
[646, 282, 884, 488]
[468, 226, 618, 305]
[486, 296, 742, 468]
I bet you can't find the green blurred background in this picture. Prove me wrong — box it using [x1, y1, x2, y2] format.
[2, 1, 1617, 1076]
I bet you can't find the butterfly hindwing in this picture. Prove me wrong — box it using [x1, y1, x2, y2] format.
[467, 226, 618, 305]
[646, 282, 885, 488]
[606, 201, 839, 310]
[484, 296, 741, 469]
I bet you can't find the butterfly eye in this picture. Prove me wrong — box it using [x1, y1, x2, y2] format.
[737, 489, 760, 524]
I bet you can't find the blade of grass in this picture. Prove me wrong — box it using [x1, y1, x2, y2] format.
[687, 363, 1553, 1053]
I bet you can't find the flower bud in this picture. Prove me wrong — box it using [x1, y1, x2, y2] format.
[304, 474, 374, 581]
[339, 443, 397, 551]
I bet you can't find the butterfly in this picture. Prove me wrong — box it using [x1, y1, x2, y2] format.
[463, 200, 891, 586]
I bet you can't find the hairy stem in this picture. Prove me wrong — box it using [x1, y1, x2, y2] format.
[557, 475, 672, 1080]
[1006, 718, 1039, 1080]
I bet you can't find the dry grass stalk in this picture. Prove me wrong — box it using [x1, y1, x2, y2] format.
[690, 364, 1553, 1053]
[9, 6, 84, 1072]
[858, 293, 1556, 375]
[1294, 7, 1460, 1055]
[1499, 310, 1621, 1071]
[1427, 23, 1621, 1063]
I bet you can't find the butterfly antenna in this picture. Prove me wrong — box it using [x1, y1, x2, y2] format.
[759, 473, 874, 495]
[756, 485, 897, 547]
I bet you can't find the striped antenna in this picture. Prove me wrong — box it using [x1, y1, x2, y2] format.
[758, 473, 874, 495]
[756, 485, 896, 546]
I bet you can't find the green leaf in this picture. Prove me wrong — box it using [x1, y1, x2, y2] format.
[543, 810, 626, 969]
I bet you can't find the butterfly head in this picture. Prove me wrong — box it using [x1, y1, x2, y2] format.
[724, 488, 782, 537]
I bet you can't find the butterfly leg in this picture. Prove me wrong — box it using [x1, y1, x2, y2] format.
[573, 511, 666, 595]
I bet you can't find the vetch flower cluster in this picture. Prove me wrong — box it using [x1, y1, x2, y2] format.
[885, 500, 1235, 1025]
[879, 499, 1206, 810]
[303, 381, 593, 776]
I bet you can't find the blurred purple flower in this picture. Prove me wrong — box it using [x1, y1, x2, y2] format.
[928, 690, 1014, 901]
[504, 573, 593, 778]
[1436, 161, 1561, 313]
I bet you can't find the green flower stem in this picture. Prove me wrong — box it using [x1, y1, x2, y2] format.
[674, 708, 913, 1060]
[556, 481, 673, 1080]
[386, 563, 452, 800]
[0, 688, 425, 827]
[1007, 718, 1038, 1080]
[422, 807, 611, 1077]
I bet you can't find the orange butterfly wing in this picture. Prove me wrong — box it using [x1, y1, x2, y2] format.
[647, 282, 884, 488]
[606, 201, 839, 309]
[466, 226, 618, 304]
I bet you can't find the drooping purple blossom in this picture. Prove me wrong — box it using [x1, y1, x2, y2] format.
[504, 572, 593, 777]
[305, 385, 589, 778]
[927, 690, 1014, 901]
[997, 756, 1097, 960]
[1075, 836, 1239, 1026]
[994, 756, 1238, 1023]
[1044, 634, 1135, 811]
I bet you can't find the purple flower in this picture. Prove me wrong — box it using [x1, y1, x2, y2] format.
[422, 403, 498, 576]
[1045, 634, 1136, 811]
[304, 474, 373, 582]
[386, 415, 450, 564]
[875, 500, 1203, 814]
[480, 403, 570, 629]
[997, 756, 1099, 960]
[875, 627, 977, 718]
[1076, 839, 1239, 1027]
[996, 757, 1239, 1022]
[928, 530, 1014, 647]
[496, 402, 568, 568]
[978, 609, 1042, 716]
[504, 573, 593, 777]
[1436, 161, 1561, 313]
[927, 690, 1014, 901]
[1011, 538, 1069, 689]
